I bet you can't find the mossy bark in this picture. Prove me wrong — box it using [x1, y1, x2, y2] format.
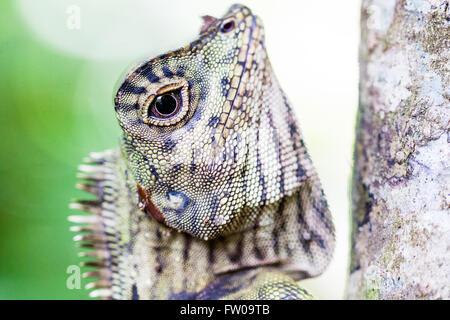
[348, 0, 449, 299]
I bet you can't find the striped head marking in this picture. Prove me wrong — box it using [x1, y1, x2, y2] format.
[114, 4, 308, 240]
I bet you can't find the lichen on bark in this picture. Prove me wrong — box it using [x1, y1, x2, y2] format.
[348, 0, 449, 299]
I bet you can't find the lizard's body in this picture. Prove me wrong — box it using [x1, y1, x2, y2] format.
[70, 4, 334, 300]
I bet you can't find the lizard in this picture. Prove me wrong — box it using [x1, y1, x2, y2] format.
[69, 4, 335, 300]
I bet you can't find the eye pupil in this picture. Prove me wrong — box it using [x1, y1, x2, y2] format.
[147, 88, 183, 122]
[220, 20, 235, 33]
[154, 94, 177, 116]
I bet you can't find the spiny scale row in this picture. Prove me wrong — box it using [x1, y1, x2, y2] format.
[68, 151, 118, 299]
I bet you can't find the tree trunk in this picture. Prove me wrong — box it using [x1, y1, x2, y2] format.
[348, 0, 449, 299]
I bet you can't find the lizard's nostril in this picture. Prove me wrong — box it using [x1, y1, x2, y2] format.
[220, 20, 235, 33]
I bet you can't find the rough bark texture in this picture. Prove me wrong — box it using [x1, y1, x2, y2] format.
[348, 0, 449, 299]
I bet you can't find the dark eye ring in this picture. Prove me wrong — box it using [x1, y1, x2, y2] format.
[149, 90, 181, 120]
[220, 19, 235, 33]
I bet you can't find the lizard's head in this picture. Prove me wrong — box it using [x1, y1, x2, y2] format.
[113, 4, 298, 240]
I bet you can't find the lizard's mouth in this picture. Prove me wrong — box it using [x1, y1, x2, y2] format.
[137, 184, 166, 224]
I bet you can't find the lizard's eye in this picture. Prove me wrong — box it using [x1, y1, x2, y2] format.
[220, 19, 235, 33]
[142, 82, 190, 127]
[149, 91, 181, 120]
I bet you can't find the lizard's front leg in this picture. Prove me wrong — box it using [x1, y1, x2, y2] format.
[169, 269, 313, 300]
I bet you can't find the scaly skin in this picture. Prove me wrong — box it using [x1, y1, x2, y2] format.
[69, 4, 335, 300]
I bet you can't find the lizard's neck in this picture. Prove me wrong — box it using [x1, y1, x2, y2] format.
[73, 148, 333, 299]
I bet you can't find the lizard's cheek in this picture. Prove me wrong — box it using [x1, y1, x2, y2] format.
[137, 184, 192, 227]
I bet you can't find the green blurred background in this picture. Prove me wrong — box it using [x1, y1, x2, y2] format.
[0, 0, 119, 299]
[0, 0, 359, 299]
